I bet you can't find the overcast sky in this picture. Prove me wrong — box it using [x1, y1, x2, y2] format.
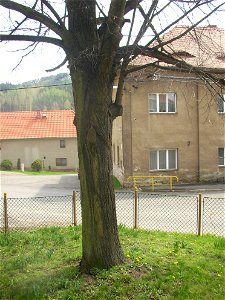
[0, 41, 68, 84]
[0, 1, 224, 85]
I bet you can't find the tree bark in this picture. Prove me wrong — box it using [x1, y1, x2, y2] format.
[70, 66, 124, 273]
[65, 0, 126, 274]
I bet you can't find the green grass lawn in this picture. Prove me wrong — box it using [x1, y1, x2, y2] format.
[0, 227, 224, 299]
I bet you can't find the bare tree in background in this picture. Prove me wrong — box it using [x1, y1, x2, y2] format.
[0, 0, 224, 273]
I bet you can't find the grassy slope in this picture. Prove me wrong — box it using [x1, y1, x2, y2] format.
[0, 227, 224, 299]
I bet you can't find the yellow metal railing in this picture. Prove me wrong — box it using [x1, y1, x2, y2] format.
[127, 175, 179, 192]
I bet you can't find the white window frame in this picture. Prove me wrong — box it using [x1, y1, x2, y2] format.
[150, 149, 178, 171]
[148, 93, 176, 113]
[218, 148, 225, 166]
[218, 95, 225, 113]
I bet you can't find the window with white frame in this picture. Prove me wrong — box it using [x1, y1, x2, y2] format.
[218, 148, 225, 166]
[150, 149, 177, 170]
[149, 93, 176, 113]
[218, 95, 225, 113]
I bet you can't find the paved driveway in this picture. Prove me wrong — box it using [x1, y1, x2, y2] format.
[1, 172, 224, 198]
[1, 173, 80, 198]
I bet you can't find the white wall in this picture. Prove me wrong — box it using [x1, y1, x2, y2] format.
[0, 137, 78, 170]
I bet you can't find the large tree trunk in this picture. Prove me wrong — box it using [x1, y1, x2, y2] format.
[70, 68, 124, 273]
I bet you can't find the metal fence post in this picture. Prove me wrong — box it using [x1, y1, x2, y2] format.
[4, 192, 9, 233]
[169, 177, 173, 192]
[151, 177, 155, 192]
[134, 188, 138, 229]
[197, 193, 203, 236]
[72, 191, 77, 226]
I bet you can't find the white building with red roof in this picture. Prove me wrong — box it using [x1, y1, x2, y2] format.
[0, 110, 78, 171]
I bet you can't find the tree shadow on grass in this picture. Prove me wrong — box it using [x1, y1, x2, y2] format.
[1, 264, 84, 300]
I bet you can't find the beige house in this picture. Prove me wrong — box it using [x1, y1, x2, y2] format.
[0, 110, 78, 171]
[112, 26, 225, 183]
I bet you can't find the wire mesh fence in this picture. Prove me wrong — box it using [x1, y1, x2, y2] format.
[115, 191, 135, 228]
[73, 190, 82, 226]
[1, 191, 224, 236]
[71, 191, 135, 228]
[1, 195, 73, 230]
[202, 197, 225, 236]
[138, 193, 198, 234]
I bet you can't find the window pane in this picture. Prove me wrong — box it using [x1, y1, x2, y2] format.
[149, 94, 157, 112]
[56, 158, 67, 166]
[159, 150, 166, 169]
[60, 140, 66, 148]
[218, 148, 225, 165]
[168, 150, 176, 169]
[150, 151, 157, 170]
[168, 93, 176, 112]
[218, 95, 225, 113]
[159, 94, 166, 112]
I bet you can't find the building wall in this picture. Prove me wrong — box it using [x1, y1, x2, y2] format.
[112, 116, 124, 183]
[112, 85, 124, 182]
[112, 116, 123, 167]
[198, 88, 225, 181]
[122, 70, 225, 183]
[0, 137, 78, 171]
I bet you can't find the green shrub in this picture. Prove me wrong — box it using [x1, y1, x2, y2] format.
[1, 159, 13, 170]
[17, 158, 21, 170]
[31, 159, 42, 172]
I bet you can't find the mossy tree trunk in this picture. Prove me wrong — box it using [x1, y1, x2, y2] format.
[66, 0, 126, 272]
[70, 69, 124, 272]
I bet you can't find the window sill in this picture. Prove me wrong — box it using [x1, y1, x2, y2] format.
[149, 112, 177, 114]
[150, 169, 178, 172]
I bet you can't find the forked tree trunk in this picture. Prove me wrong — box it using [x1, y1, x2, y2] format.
[70, 69, 124, 273]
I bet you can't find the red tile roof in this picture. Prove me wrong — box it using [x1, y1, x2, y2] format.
[133, 25, 225, 69]
[0, 110, 77, 140]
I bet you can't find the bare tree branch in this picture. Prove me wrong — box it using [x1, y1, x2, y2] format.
[0, 0, 68, 39]
[0, 34, 64, 48]
[12, 41, 39, 71]
[124, 0, 144, 15]
[41, 0, 65, 28]
[45, 56, 68, 72]
[9, 0, 39, 36]
[151, 1, 225, 51]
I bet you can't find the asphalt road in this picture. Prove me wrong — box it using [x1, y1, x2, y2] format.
[1, 173, 80, 198]
[1, 172, 224, 198]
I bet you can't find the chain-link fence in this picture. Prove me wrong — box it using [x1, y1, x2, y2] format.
[1, 191, 224, 236]
[138, 192, 198, 234]
[1, 194, 75, 230]
[202, 197, 225, 236]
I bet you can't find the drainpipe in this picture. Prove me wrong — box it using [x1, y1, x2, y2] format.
[196, 82, 200, 182]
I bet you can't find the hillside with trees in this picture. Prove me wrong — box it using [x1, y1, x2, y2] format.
[0, 73, 74, 112]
